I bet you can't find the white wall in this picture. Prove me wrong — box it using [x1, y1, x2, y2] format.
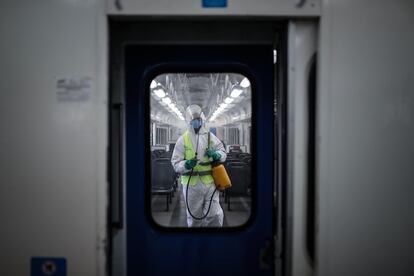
[317, 1, 414, 275]
[0, 1, 107, 275]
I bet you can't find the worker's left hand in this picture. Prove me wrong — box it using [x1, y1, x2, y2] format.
[205, 149, 221, 161]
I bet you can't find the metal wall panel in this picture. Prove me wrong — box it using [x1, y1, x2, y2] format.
[0, 1, 107, 275]
[317, 1, 414, 275]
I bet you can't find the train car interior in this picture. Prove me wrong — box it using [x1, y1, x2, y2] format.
[149, 73, 252, 227]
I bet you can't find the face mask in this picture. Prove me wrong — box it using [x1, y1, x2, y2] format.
[190, 118, 202, 131]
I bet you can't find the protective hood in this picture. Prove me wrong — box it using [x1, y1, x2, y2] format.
[185, 104, 207, 134]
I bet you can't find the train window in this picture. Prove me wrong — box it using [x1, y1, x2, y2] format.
[155, 127, 168, 145]
[228, 128, 240, 145]
[149, 73, 253, 228]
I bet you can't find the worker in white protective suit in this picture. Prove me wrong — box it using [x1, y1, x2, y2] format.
[171, 105, 227, 227]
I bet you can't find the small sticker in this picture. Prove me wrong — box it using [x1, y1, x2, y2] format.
[202, 0, 227, 8]
[31, 257, 67, 276]
[56, 77, 92, 102]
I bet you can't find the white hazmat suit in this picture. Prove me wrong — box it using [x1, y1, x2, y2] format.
[171, 105, 226, 227]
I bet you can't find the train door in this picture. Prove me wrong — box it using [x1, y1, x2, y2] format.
[109, 21, 284, 276]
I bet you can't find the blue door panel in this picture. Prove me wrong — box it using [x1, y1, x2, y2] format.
[125, 45, 274, 276]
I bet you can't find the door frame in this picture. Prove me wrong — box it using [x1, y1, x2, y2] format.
[108, 18, 291, 276]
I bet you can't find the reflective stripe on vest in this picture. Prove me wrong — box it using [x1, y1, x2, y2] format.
[181, 131, 214, 185]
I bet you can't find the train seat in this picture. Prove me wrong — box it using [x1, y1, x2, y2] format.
[151, 159, 175, 211]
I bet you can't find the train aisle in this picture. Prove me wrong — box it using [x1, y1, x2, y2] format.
[152, 185, 251, 227]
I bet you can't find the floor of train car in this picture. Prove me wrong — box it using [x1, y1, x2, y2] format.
[152, 185, 251, 227]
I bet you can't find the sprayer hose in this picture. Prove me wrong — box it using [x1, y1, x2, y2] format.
[185, 132, 217, 221]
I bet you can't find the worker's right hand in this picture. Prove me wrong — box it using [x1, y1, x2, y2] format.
[184, 159, 197, 170]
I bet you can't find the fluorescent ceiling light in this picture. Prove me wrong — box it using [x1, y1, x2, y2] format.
[230, 88, 243, 98]
[162, 97, 171, 104]
[240, 77, 250, 88]
[150, 80, 157, 89]
[153, 88, 166, 98]
[224, 97, 234, 104]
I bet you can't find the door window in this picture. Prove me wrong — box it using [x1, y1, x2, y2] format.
[149, 73, 253, 228]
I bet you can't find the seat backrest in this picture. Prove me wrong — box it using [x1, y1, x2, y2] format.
[226, 162, 248, 195]
[160, 151, 172, 159]
[155, 157, 171, 162]
[229, 149, 242, 154]
[152, 159, 174, 190]
[237, 153, 250, 159]
[226, 161, 245, 167]
[241, 156, 252, 164]
[153, 149, 166, 157]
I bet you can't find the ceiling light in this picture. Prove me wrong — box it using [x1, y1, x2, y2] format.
[224, 97, 234, 104]
[240, 77, 250, 88]
[230, 88, 243, 98]
[150, 80, 157, 89]
[162, 97, 171, 104]
[153, 88, 166, 98]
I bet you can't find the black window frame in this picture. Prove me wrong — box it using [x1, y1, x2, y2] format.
[145, 67, 257, 233]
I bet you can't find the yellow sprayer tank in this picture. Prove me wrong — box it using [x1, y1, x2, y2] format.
[212, 164, 231, 190]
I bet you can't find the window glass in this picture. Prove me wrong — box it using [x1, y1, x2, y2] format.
[155, 127, 167, 145]
[149, 73, 252, 228]
[228, 128, 240, 145]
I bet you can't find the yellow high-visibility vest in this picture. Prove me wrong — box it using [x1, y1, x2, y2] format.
[180, 131, 214, 186]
